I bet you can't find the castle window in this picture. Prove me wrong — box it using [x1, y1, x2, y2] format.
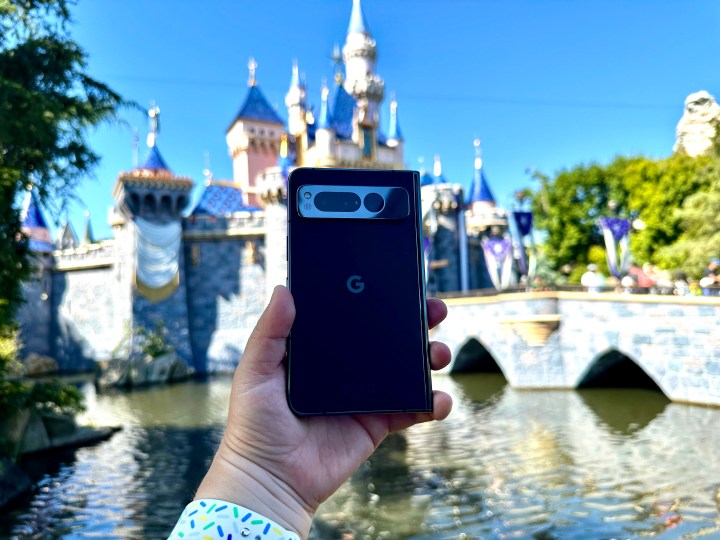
[191, 244, 201, 266]
[160, 195, 172, 217]
[129, 193, 140, 214]
[177, 195, 188, 213]
[143, 194, 157, 215]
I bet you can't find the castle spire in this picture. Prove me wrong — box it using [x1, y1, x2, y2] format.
[467, 138, 496, 204]
[348, 0, 370, 35]
[387, 95, 403, 146]
[248, 57, 257, 87]
[317, 79, 332, 130]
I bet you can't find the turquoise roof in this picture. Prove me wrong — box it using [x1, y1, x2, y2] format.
[231, 85, 284, 126]
[420, 171, 435, 186]
[348, 0, 370, 34]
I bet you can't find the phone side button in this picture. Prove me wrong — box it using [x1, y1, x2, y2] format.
[286, 236, 288, 261]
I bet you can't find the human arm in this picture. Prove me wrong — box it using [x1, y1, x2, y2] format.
[186, 285, 452, 538]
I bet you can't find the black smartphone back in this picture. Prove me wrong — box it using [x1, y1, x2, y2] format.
[287, 168, 432, 416]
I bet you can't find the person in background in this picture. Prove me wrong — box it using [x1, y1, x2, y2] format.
[628, 262, 654, 293]
[700, 258, 720, 296]
[167, 286, 453, 539]
[581, 263, 604, 293]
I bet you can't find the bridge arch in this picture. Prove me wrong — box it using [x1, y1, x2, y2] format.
[576, 348, 666, 395]
[451, 337, 507, 378]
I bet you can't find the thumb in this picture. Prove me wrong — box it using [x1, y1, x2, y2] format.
[241, 285, 296, 377]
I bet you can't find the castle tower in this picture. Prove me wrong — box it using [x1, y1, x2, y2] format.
[386, 96, 404, 156]
[342, 0, 384, 155]
[112, 105, 194, 365]
[285, 61, 307, 139]
[226, 59, 284, 207]
[465, 139, 506, 235]
[314, 81, 335, 164]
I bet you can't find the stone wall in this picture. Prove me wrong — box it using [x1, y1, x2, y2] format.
[184, 218, 266, 373]
[436, 291, 720, 406]
[50, 265, 116, 371]
[17, 255, 54, 359]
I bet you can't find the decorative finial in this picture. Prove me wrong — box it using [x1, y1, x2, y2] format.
[474, 138, 482, 170]
[248, 57, 258, 87]
[147, 102, 160, 148]
[321, 77, 329, 100]
[331, 43, 344, 85]
[433, 155, 442, 177]
[203, 151, 213, 183]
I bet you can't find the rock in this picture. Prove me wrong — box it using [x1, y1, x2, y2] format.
[41, 410, 77, 438]
[18, 413, 50, 454]
[674, 90, 720, 157]
[97, 351, 192, 388]
[24, 353, 59, 376]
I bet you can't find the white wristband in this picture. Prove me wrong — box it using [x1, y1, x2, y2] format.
[168, 498, 301, 539]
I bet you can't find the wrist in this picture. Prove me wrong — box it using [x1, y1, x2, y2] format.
[195, 440, 315, 538]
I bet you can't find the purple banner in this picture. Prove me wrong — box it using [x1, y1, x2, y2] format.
[482, 237, 511, 261]
[598, 216, 630, 242]
[512, 211, 533, 237]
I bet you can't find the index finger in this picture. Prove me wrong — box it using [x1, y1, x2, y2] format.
[427, 297, 447, 329]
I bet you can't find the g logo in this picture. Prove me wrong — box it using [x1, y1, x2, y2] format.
[346, 275, 365, 293]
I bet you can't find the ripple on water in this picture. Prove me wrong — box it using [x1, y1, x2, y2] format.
[3, 376, 720, 538]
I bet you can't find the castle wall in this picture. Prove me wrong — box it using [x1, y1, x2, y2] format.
[184, 217, 266, 373]
[50, 264, 116, 371]
[17, 256, 54, 359]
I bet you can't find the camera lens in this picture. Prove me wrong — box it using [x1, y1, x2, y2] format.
[363, 192, 384, 212]
[315, 191, 361, 212]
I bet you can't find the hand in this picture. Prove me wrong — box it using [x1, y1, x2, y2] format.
[195, 285, 453, 537]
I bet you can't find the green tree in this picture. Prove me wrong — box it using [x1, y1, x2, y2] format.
[622, 154, 713, 265]
[655, 158, 720, 277]
[529, 157, 635, 275]
[0, 0, 124, 330]
[530, 154, 715, 280]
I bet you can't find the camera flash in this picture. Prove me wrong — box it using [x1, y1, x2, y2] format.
[304, 192, 312, 199]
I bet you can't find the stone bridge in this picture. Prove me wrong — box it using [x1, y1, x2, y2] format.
[432, 291, 720, 407]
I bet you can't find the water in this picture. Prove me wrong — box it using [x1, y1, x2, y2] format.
[2, 375, 720, 539]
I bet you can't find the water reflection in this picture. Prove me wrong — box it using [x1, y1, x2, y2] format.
[2, 376, 720, 539]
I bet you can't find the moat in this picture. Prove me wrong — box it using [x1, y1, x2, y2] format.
[2, 375, 720, 539]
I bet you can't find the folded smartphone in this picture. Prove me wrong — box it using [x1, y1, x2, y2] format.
[286, 167, 432, 416]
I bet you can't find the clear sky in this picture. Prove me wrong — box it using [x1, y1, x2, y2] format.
[54, 0, 720, 239]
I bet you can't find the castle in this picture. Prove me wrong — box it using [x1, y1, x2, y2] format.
[16, 0, 534, 373]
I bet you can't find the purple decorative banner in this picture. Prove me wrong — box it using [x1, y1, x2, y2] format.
[482, 237, 511, 261]
[512, 211, 533, 237]
[598, 217, 630, 242]
[598, 217, 631, 278]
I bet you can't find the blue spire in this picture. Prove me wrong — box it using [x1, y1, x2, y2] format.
[467, 139, 495, 204]
[234, 85, 284, 125]
[137, 145, 172, 172]
[348, 0, 370, 34]
[432, 155, 447, 184]
[317, 83, 333, 129]
[22, 191, 49, 230]
[22, 191, 55, 252]
[387, 97, 403, 142]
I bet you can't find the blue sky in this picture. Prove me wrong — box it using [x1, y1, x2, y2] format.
[55, 0, 720, 239]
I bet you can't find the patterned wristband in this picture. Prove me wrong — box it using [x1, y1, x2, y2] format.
[168, 498, 301, 540]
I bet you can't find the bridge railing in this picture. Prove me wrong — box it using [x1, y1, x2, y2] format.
[436, 284, 720, 299]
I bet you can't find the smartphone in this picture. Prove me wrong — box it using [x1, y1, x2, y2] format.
[286, 167, 432, 416]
